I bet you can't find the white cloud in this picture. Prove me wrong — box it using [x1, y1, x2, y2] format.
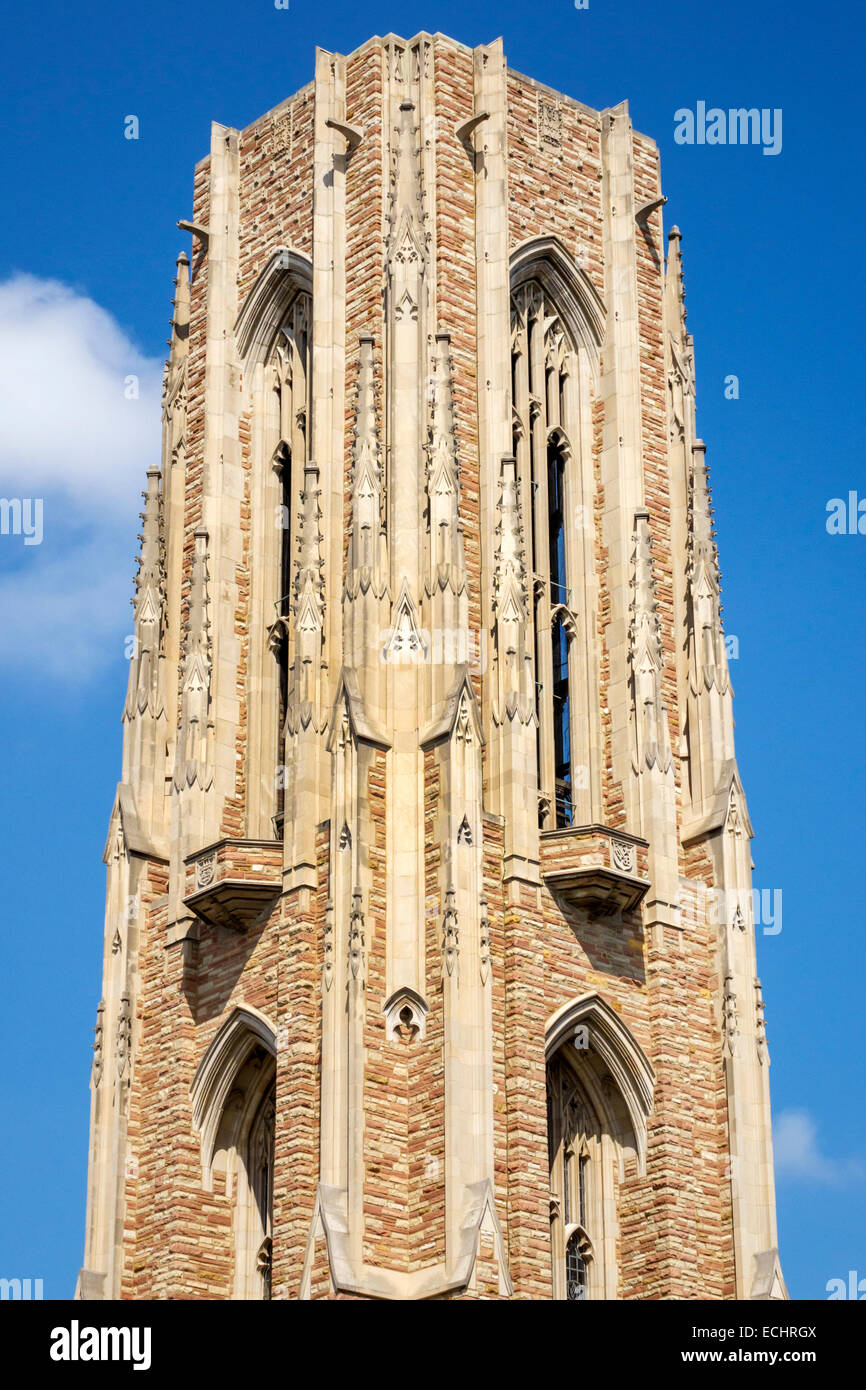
[774, 1109, 866, 1185]
[0, 274, 163, 681]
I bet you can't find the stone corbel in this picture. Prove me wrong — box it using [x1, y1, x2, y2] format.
[455, 110, 490, 148]
[325, 118, 364, 156]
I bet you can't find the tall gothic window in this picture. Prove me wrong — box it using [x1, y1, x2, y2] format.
[248, 1083, 276, 1300]
[270, 292, 311, 828]
[511, 281, 576, 829]
[547, 1051, 600, 1300]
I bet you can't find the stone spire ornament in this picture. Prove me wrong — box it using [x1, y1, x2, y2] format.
[346, 335, 387, 601]
[174, 527, 213, 790]
[687, 440, 729, 694]
[629, 510, 673, 773]
[492, 455, 534, 725]
[286, 460, 326, 732]
[125, 467, 165, 722]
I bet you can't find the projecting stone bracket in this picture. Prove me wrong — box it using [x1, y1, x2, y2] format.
[455, 110, 490, 146]
[183, 838, 282, 933]
[540, 824, 649, 915]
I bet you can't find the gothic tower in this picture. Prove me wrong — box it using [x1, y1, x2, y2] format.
[77, 33, 786, 1302]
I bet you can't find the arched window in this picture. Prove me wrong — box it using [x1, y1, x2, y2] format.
[191, 1008, 278, 1300]
[547, 1052, 599, 1299]
[511, 281, 577, 829]
[545, 994, 655, 1300]
[234, 246, 314, 841]
[510, 237, 605, 831]
[269, 292, 311, 833]
[246, 1082, 276, 1300]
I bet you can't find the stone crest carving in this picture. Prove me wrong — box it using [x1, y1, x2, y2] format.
[196, 852, 217, 890]
[611, 839, 636, 874]
[538, 98, 562, 149]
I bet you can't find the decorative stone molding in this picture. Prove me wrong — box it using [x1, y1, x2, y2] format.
[755, 978, 768, 1063]
[322, 900, 335, 993]
[91, 1002, 104, 1089]
[610, 838, 636, 874]
[184, 839, 282, 932]
[115, 994, 131, 1087]
[545, 993, 655, 1177]
[190, 1005, 278, 1185]
[348, 888, 366, 984]
[541, 824, 649, 915]
[723, 975, 739, 1056]
[538, 97, 562, 150]
[441, 887, 460, 977]
[479, 899, 491, 985]
[383, 987, 429, 1041]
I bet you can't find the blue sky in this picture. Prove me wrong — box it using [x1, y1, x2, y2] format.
[0, 0, 863, 1300]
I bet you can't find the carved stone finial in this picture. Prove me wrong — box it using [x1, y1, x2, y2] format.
[125, 466, 165, 722]
[91, 1002, 105, 1088]
[323, 900, 335, 993]
[173, 527, 213, 790]
[425, 333, 465, 596]
[493, 455, 534, 725]
[629, 511, 673, 773]
[479, 898, 491, 985]
[723, 974, 738, 1056]
[442, 886, 459, 977]
[348, 888, 366, 984]
[346, 336, 386, 598]
[687, 441, 729, 694]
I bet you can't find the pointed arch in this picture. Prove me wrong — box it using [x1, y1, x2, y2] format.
[510, 238, 604, 830]
[510, 235, 605, 378]
[545, 992, 654, 1175]
[191, 1005, 277, 1184]
[239, 248, 314, 839]
[546, 994, 654, 1299]
[235, 246, 314, 368]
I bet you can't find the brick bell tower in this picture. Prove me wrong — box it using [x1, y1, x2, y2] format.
[77, 33, 786, 1302]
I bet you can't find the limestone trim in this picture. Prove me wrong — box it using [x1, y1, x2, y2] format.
[298, 1179, 512, 1300]
[102, 782, 168, 864]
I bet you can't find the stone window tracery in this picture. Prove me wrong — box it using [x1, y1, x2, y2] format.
[511, 280, 580, 828]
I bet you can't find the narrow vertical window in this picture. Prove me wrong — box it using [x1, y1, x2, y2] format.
[547, 1052, 599, 1300]
[270, 292, 311, 836]
[510, 279, 577, 829]
[565, 1232, 588, 1301]
[249, 1085, 275, 1301]
[549, 439, 571, 826]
